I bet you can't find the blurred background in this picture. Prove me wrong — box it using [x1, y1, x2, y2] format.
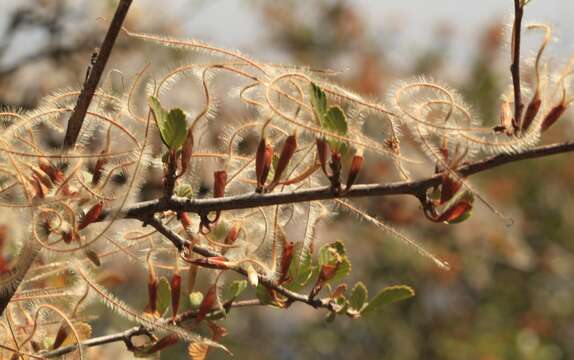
[1, 1, 574, 359]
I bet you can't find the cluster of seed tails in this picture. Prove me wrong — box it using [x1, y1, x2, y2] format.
[0, 19, 571, 358]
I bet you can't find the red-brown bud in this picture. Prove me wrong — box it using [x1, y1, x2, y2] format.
[51, 324, 68, 350]
[180, 212, 192, 229]
[195, 284, 217, 324]
[180, 128, 194, 176]
[278, 241, 294, 284]
[541, 102, 568, 132]
[189, 256, 230, 270]
[440, 175, 462, 205]
[316, 137, 330, 176]
[255, 138, 273, 192]
[146, 270, 158, 316]
[344, 149, 364, 192]
[171, 272, 182, 321]
[271, 134, 297, 186]
[92, 152, 107, 185]
[213, 170, 227, 198]
[78, 202, 104, 230]
[38, 158, 64, 183]
[436, 201, 473, 223]
[522, 95, 542, 132]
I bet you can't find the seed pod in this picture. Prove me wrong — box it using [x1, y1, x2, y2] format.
[180, 128, 194, 176]
[195, 284, 217, 324]
[316, 137, 330, 176]
[190, 256, 230, 270]
[213, 170, 227, 198]
[278, 241, 294, 284]
[440, 175, 462, 205]
[180, 212, 192, 229]
[171, 272, 182, 321]
[92, 152, 107, 185]
[522, 94, 542, 132]
[271, 134, 298, 186]
[51, 324, 68, 350]
[222, 223, 240, 255]
[329, 151, 343, 192]
[437, 201, 473, 223]
[62, 230, 74, 244]
[344, 149, 364, 192]
[146, 264, 159, 315]
[78, 202, 104, 230]
[541, 102, 568, 132]
[255, 138, 273, 192]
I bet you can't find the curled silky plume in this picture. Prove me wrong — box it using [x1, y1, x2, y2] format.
[271, 133, 298, 186]
[345, 149, 364, 193]
[180, 127, 194, 176]
[255, 137, 273, 192]
[541, 102, 568, 132]
[78, 202, 104, 230]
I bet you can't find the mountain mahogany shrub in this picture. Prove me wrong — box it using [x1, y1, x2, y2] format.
[0, 2, 573, 358]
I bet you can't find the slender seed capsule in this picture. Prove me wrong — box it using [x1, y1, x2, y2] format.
[522, 94, 542, 132]
[171, 272, 182, 321]
[180, 128, 194, 176]
[344, 149, 364, 192]
[541, 102, 568, 132]
[146, 265, 159, 315]
[255, 138, 273, 192]
[213, 170, 227, 198]
[316, 137, 330, 176]
[180, 212, 192, 229]
[195, 284, 217, 324]
[271, 134, 298, 186]
[278, 241, 294, 284]
[78, 202, 104, 230]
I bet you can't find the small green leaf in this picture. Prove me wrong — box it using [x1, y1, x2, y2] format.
[286, 247, 316, 291]
[256, 284, 274, 306]
[318, 241, 351, 283]
[157, 277, 171, 315]
[188, 291, 204, 309]
[324, 106, 347, 136]
[362, 285, 415, 315]
[149, 96, 188, 150]
[349, 282, 368, 312]
[175, 183, 194, 198]
[222, 280, 248, 302]
[310, 82, 327, 123]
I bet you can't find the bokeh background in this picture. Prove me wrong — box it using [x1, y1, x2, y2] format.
[1, 1, 574, 359]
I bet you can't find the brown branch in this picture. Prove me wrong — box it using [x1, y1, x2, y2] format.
[125, 141, 574, 218]
[41, 325, 149, 359]
[62, 0, 133, 149]
[511, 0, 525, 131]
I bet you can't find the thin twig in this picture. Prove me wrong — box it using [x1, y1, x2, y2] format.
[42, 325, 149, 358]
[62, 0, 133, 149]
[124, 141, 574, 218]
[511, 0, 525, 130]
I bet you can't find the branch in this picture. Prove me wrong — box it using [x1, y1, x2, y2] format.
[125, 141, 574, 218]
[511, 0, 525, 130]
[41, 325, 149, 359]
[62, 0, 133, 149]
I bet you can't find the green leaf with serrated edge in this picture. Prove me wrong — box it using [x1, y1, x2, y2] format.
[149, 96, 188, 150]
[362, 285, 415, 315]
[188, 291, 204, 309]
[349, 282, 368, 312]
[286, 244, 316, 291]
[157, 277, 171, 316]
[324, 106, 347, 135]
[222, 280, 248, 302]
[310, 82, 327, 123]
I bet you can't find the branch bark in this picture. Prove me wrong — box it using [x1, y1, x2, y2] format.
[124, 141, 574, 219]
[62, 0, 133, 149]
[511, 0, 525, 130]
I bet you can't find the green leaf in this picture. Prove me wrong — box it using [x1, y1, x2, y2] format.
[222, 280, 248, 302]
[349, 282, 368, 312]
[362, 285, 415, 315]
[175, 183, 194, 198]
[310, 82, 327, 123]
[149, 96, 188, 150]
[188, 291, 204, 309]
[324, 106, 347, 136]
[157, 277, 171, 315]
[318, 241, 351, 283]
[286, 246, 316, 291]
[256, 284, 274, 306]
